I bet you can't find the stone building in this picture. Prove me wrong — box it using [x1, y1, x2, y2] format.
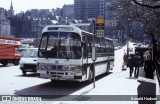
[62, 4, 74, 19]
[0, 8, 11, 36]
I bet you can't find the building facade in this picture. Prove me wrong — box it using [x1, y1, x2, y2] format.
[9, 0, 14, 17]
[0, 8, 11, 36]
[74, 0, 98, 20]
[62, 4, 74, 19]
[74, 0, 113, 20]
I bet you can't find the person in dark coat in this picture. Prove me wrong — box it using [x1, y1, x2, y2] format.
[133, 52, 141, 78]
[144, 55, 155, 79]
[127, 54, 134, 77]
[123, 53, 127, 63]
[122, 53, 128, 69]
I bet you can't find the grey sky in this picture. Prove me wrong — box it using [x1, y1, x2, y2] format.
[1, 0, 74, 14]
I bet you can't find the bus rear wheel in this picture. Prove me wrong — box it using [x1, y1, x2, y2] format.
[87, 69, 93, 84]
[106, 62, 110, 73]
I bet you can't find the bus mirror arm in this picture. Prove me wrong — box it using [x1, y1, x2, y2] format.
[64, 52, 69, 60]
[81, 42, 86, 47]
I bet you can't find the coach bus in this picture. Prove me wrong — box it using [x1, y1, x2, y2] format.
[37, 25, 114, 83]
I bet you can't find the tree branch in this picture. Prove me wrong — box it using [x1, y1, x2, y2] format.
[132, 0, 160, 9]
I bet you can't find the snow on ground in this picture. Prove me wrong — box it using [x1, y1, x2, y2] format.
[51, 42, 140, 104]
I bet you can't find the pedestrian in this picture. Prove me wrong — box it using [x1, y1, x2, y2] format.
[144, 50, 152, 61]
[122, 53, 127, 69]
[133, 52, 141, 78]
[127, 54, 134, 77]
[123, 53, 127, 62]
[144, 55, 155, 79]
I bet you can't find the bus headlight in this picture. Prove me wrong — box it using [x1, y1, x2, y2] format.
[62, 66, 70, 70]
[62, 65, 82, 71]
[37, 63, 46, 70]
[70, 65, 82, 71]
[46, 65, 52, 70]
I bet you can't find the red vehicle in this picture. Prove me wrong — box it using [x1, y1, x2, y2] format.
[0, 36, 21, 66]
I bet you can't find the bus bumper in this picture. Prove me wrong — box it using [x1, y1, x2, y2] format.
[37, 71, 82, 82]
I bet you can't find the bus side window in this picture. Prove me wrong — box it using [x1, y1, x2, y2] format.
[82, 36, 85, 41]
[86, 35, 92, 55]
[83, 42, 87, 58]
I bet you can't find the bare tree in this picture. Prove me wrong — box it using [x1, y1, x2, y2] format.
[111, 0, 160, 82]
[131, 0, 160, 9]
[130, 0, 160, 84]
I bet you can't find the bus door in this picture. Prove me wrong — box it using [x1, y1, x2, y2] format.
[82, 35, 87, 72]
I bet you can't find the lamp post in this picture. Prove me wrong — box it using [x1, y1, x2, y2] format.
[143, 34, 146, 46]
[127, 35, 129, 60]
[126, 18, 131, 61]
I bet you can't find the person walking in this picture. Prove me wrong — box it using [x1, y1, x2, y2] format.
[127, 54, 134, 77]
[123, 53, 127, 63]
[133, 52, 141, 78]
[122, 53, 127, 70]
[144, 55, 155, 79]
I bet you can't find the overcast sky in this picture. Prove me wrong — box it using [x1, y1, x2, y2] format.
[1, 0, 74, 14]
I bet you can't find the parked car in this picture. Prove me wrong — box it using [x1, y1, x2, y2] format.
[129, 48, 133, 52]
[133, 43, 137, 46]
[19, 48, 38, 75]
[114, 46, 119, 50]
[118, 45, 122, 49]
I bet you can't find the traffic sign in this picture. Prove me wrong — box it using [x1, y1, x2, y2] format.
[96, 16, 105, 24]
[96, 16, 105, 30]
[96, 16, 105, 37]
[95, 24, 104, 30]
[96, 30, 104, 37]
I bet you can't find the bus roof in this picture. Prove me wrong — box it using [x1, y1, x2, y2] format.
[42, 25, 92, 35]
[41, 25, 113, 42]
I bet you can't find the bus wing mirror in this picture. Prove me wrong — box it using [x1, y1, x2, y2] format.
[92, 46, 97, 61]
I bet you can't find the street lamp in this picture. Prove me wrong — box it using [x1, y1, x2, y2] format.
[126, 18, 131, 61]
[143, 34, 146, 46]
[126, 34, 129, 60]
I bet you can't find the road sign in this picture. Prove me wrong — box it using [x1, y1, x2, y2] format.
[96, 16, 105, 37]
[95, 24, 104, 30]
[96, 16, 105, 24]
[96, 30, 104, 37]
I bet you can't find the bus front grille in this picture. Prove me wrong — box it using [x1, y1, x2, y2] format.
[50, 65, 63, 70]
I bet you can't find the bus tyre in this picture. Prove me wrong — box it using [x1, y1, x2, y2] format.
[2, 61, 8, 67]
[51, 79, 54, 83]
[106, 63, 110, 73]
[50, 80, 60, 85]
[22, 71, 26, 76]
[87, 69, 93, 83]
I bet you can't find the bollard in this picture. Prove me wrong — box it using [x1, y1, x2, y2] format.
[137, 77, 156, 104]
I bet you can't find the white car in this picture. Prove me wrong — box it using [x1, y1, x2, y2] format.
[19, 48, 38, 75]
[114, 46, 119, 50]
